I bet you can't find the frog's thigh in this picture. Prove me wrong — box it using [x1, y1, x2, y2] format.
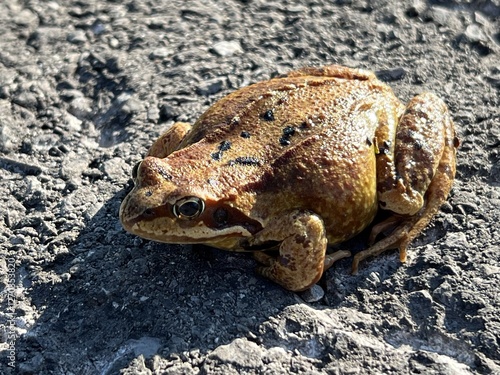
[147, 122, 192, 158]
[376, 93, 451, 215]
[352, 94, 456, 273]
[352, 134, 455, 274]
[252, 210, 327, 292]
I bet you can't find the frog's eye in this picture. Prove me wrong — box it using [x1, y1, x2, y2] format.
[173, 197, 205, 219]
[132, 161, 141, 179]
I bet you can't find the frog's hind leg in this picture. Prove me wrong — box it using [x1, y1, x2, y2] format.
[353, 93, 457, 273]
[352, 152, 452, 274]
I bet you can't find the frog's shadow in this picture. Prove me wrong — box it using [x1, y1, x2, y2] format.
[15, 187, 296, 373]
[19, 187, 445, 373]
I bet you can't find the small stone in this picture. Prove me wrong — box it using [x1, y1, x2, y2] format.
[285, 5, 308, 14]
[108, 37, 120, 49]
[13, 9, 39, 28]
[408, 290, 435, 322]
[428, 6, 454, 27]
[59, 89, 84, 101]
[0, 122, 15, 153]
[464, 24, 488, 43]
[208, 338, 264, 368]
[69, 97, 92, 119]
[211, 41, 243, 57]
[159, 103, 180, 121]
[376, 68, 407, 82]
[121, 97, 144, 115]
[444, 232, 469, 249]
[300, 284, 325, 302]
[12, 92, 38, 110]
[67, 29, 87, 44]
[102, 157, 129, 181]
[147, 106, 159, 122]
[90, 20, 106, 35]
[406, 0, 426, 17]
[149, 48, 174, 60]
[196, 78, 225, 96]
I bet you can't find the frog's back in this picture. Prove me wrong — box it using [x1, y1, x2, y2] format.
[170, 66, 403, 241]
[178, 66, 399, 166]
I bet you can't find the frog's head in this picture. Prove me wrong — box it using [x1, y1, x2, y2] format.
[119, 156, 263, 250]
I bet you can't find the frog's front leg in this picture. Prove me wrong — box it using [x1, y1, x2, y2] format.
[353, 93, 457, 272]
[147, 122, 192, 158]
[250, 210, 349, 292]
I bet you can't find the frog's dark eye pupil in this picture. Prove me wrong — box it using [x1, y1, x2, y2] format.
[179, 202, 200, 217]
[173, 197, 205, 219]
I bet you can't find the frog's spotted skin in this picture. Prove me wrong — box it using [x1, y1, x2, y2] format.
[120, 65, 457, 292]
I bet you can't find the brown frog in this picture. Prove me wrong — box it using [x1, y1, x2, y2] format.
[120, 65, 457, 291]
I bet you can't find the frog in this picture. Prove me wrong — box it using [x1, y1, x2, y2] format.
[120, 65, 457, 292]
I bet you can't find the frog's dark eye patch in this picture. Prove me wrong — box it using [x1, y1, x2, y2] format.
[173, 197, 205, 219]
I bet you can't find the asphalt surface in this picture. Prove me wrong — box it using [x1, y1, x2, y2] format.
[0, 0, 499, 374]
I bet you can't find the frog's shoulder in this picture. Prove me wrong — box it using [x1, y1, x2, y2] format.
[286, 64, 376, 81]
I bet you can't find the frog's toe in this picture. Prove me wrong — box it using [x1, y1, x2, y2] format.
[368, 216, 401, 245]
[324, 250, 351, 270]
[351, 224, 411, 274]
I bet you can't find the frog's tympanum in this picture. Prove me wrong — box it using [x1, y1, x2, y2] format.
[120, 65, 457, 291]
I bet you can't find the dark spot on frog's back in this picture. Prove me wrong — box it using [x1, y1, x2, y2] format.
[299, 121, 310, 130]
[240, 131, 251, 138]
[228, 156, 262, 167]
[157, 166, 173, 181]
[283, 126, 295, 137]
[261, 110, 275, 121]
[279, 126, 296, 146]
[219, 140, 231, 151]
[211, 140, 232, 161]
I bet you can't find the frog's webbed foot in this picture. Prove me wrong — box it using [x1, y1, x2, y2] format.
[252, 210, 330, 292]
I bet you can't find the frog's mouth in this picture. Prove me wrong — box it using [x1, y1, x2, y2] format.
[123, 216, 256, 251]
